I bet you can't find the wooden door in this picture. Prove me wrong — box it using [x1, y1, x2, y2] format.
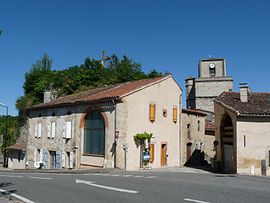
[161, 144, 167, 166]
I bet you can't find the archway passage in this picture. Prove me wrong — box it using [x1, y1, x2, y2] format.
[84, 111, 105, 156]
[221, 115, 234, 173]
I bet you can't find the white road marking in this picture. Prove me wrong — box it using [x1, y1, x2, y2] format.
[0, 175, 23, 178]
[29, 176, 52, 180]
[123, 175, 132, 177]
[76, 179, 138, 194]
[110, 174, 119, 177]
[184, 198, 211, 203]
[133, 175, 143, 178]
[146, 176, 156, 179]
[0, 188, 35, 203]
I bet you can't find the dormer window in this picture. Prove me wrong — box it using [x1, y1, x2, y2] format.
[209, 63, 216, 77]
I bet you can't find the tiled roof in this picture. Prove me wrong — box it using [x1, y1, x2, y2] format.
[31, 76, 171, 109]
[216, 92, 270, 116]
[7, 143, 27, 151]
[182, 108, 206, 117]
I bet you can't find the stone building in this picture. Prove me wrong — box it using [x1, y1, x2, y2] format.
[26, 75, 182, 170]
[214, 84, 270, 175]
[186, 58, 233, 114]
[181, 109, 206, 166]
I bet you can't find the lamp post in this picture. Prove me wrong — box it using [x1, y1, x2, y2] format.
[0, 103, 8, 167]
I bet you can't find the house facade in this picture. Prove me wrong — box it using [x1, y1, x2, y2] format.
[214, 84, 270, 175]
[181, 109, 206, 166]
[26, 75, 182, 170]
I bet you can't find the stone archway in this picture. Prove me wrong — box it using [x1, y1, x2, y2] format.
[220, 115, 235, 173]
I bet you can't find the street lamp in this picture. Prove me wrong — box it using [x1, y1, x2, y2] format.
[0, 102, 8, 167]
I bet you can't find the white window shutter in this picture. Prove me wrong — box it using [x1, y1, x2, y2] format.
[70, 151, 74, 169]
[51, 122, 56, 138]
[62, 123, 66, 139]
[38, 123, 42, 138]
[34, 125, 38, 138]
[66, 121, 72, 139]
[47, 122, 51, 138]
[39, 149, 43, 162]
[62, 151, 66, 168]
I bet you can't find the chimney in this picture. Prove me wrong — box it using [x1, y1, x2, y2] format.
[43, 90, 57, 103]
[239, 83, 249, 102]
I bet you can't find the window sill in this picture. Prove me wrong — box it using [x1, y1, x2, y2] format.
[82, 153, 105, 158]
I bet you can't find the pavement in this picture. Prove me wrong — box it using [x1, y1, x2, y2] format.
[0, 166, 210, 174]
[0, 195, 23, 203]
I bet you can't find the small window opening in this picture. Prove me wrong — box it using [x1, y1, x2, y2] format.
[163, 109, 167, 117]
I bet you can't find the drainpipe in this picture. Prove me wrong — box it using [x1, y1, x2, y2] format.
[112, 99, 117, 168]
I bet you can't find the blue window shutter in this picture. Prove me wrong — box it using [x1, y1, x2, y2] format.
[43, 150, 48, 169]
[55, 151, 61, 169]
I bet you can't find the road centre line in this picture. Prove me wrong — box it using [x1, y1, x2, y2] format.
[0, 175, 23, 178]
[184, 198, 211, 203]
[0, 188, 35, 203]
[76, 179, 138, 194]
[29, 176, 52, 180]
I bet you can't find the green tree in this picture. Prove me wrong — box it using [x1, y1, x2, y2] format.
[0, 115, 20, 153]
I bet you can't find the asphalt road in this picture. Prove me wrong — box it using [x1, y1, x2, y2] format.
[0, 170, 270, 203]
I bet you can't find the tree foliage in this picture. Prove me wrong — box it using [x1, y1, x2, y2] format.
[0, 115, 20, 152]
[16, 53, 165, 121]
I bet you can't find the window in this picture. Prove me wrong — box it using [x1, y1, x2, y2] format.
[84, 111, 105, 155]
[209, 67, 216, 77]
[38, 123, 42, 138]
[47, 122, 56, 139]
[162, 109, 167, 117]
[150, 144, 154, 163]
[244, 135, 246, 147]
[173, 106, 178, 123]
[149, 103, 156, 122]
[198, 120, 200, 131]
[187, 124, 191, 139]
[66, 121, 72, 139]
[51, 122, 56, 138]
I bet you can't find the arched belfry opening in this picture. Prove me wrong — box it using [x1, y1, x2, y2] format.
[220, 115, 235, 173]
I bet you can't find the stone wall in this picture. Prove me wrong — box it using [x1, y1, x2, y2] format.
[181, 112, 205, 166]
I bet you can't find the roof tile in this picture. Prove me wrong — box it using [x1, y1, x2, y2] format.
[216, 92, 270, 115]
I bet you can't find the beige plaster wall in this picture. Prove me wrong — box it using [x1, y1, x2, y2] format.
[124, 77, 182, 170]
[236, 121, 270, 175]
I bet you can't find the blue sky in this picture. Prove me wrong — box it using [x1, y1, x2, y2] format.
[0, 0, 270, 115]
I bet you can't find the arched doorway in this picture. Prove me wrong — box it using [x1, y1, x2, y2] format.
[84, 111, 105, 156]
[221, 115, 234, 173]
